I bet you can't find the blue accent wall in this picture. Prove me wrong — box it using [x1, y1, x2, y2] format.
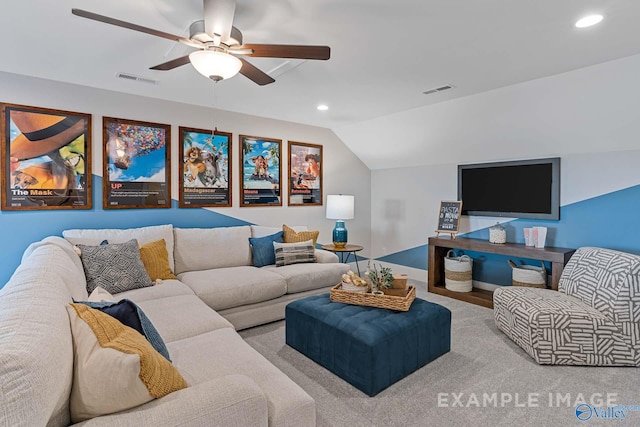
[375, 183, 640, 286]
[0, 176, 249, 287]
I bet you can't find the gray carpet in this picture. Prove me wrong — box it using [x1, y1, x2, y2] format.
[239, 282, 639, 427]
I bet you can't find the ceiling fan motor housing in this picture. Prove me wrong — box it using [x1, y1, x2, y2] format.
[189, 20, 243, 47]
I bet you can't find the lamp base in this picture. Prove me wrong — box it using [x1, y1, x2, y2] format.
[332, 220, 348, 248]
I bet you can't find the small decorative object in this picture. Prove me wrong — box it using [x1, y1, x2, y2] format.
[532, 226, 547, 248]
[435, 200, 462, 239]
[340, 270, 368, 293]
[444, 250, 473, 292]
[523, 228, 534, 246]
[489, 222, 506, 244]
[392, 274, 407, 289]
[365, 262, 394, 293]
[508, 260, 547, 288]
[326, 194, 355, 248]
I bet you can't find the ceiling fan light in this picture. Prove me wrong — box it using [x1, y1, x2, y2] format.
[189, 50, 242, 81]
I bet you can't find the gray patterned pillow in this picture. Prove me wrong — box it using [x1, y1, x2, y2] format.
[78, 239, 153, 294]
[273, 240, 316, 267]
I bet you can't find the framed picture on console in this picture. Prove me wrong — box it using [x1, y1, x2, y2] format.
[288, 141, 322, 206]
[1, 103, 92, 210]
[103, 117, 171, 209]
[239, 135, 282, 206]
[179, 127, 232, 208]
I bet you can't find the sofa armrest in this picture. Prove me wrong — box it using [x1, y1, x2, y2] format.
[74, 375, 268, 427]
[314, 249, 339, 263]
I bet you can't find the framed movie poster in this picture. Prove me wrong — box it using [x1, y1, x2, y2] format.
[288, 141, 322, 206]
[1, 103, 92, 210]
[239, 135, 282, 207]
[103, 117, 171, 209]
[179, 127, 232, 207]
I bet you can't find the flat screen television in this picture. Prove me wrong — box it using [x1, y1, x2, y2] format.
[457, 157, 560, 220]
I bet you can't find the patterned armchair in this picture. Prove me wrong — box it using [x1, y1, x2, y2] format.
[493, 247, 640, 366]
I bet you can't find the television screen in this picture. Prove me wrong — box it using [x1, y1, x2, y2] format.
[458, 157, 560, 220]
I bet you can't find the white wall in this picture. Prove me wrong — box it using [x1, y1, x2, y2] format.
[336, 52, 640, 170]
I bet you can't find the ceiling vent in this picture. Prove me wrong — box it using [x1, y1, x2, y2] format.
[115, 72, 158, 85]
[423, 84, 454, 95]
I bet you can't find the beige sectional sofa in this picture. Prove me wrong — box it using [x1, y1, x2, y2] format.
[0, 224, 350, 426]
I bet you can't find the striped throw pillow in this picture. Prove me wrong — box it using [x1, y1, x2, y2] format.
[273, 240, 316, 267]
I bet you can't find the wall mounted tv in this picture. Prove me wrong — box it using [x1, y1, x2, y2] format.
[457, 157, 560, 220]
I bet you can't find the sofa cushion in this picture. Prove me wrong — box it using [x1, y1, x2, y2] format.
[264, 262, 350, 293]
[166, 327, 315, 427]
[249, 231, 283, 267]
[63, 224, 175, 272]
[77, 299, 171, 362]
[178, 266, 287, 311]
[134, 294, 235, 343]
[115, 279, 195, 302]
[21, 236, 88, 301]
[0, 243, 77, 427]
[283, 224, 319, 247]
[66, 303, 187, 423]
[139, 239, 178, 281]
[77, 239, 153, 294]
[251, 224, 307, 238]
[174, 226, 252, 274]
[274, 240, 316, 267]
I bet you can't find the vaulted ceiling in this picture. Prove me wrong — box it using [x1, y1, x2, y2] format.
[2, 1, 640, 168]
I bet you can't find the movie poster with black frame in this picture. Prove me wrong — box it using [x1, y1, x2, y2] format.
[288, 141, 322, 206]
[179, 126, 232, 207]
[239, 135, 282, 207]
[1, 103, 92, 210]
[103, 117, 171, 209]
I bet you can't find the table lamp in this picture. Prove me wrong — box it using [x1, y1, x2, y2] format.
[326, 195, 355, 248]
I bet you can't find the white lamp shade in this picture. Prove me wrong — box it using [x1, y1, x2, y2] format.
[189, 50, 242, 80]
[326, 195, 355, 220]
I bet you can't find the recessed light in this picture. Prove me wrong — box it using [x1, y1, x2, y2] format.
[317, 104, 329, 111]
[575, 14, 603, 28]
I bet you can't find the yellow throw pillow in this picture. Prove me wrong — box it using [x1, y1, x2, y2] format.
[283, 224, 319, 247]
[139, 239, 177, 281]
[66, 303, 187, 422]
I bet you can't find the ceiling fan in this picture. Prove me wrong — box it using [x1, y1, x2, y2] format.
[71, 0, 330, 85]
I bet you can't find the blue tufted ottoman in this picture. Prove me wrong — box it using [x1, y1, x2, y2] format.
[285, 293, 451, 396]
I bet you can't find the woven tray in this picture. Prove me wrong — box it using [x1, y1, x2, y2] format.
[330, 283, 416, 311]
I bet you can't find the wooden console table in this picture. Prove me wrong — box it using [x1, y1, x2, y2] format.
[428, 236, 576, 308]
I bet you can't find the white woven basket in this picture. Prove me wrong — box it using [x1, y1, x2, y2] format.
[444, 250, 473, 292]
[508, 260, 547, 288]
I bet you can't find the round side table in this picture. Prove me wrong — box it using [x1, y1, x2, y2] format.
[321, 244, 364, 275]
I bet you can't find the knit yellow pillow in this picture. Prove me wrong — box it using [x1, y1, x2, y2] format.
[139, 239, 177, 281]
[283, 224, 319, 247]
[66, 303, 187, 422]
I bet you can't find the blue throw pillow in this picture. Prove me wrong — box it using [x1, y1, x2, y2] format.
[249, 231, 284, 267]
[77, 299, 171, 362]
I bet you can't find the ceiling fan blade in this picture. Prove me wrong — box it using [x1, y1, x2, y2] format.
[203, 0, 236, 44]
[150, 55, 192, 71]
[71, 9, 203, 48]
[239, 58, 275, 86]
[238, 44, 330, 60]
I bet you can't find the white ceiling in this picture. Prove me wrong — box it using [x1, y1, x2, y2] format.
[2, 1, 640, 166]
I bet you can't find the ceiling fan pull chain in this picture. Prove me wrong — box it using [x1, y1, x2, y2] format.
[211, 79, 218, 134]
